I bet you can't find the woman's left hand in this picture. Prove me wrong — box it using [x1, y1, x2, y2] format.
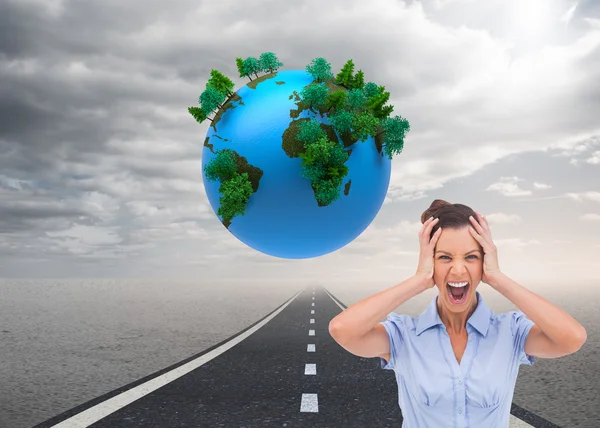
[468, 212, 502, 287]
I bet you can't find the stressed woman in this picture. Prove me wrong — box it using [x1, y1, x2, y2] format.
[329, 199, 587, 428]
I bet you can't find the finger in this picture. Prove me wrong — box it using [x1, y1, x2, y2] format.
[481, 214, 493, 237]
[476, 212, 489, 231]
[468, 225, 482, 242]
[428, 217, 439, 232]
[469, 226, 491, 252]
[430, 226, 442, 245]
[474, 212, 493, 240]
[419, 217, 434, 237]
[469, 215, 484, 233]
[421, 217, 438, 239]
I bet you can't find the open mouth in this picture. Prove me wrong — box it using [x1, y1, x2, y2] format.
[446, 281, 470, 304]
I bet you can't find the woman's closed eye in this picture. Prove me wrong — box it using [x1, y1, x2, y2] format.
[438, 255, 478, 260]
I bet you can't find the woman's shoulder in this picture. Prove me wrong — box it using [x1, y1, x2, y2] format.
[483, 310, 535, 343]
[380, 311, 420, 337]
[382, 311, 417, 325]
[491, 310, 532, 326]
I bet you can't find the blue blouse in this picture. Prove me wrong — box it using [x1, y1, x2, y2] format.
[379, 291, 536, 428]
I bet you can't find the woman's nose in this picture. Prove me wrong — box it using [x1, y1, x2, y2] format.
[450, 262, 468, 274]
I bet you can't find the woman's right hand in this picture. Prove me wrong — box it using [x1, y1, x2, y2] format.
[415, 216, 442, 289]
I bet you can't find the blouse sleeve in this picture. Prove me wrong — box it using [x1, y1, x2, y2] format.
[378, 312, 405, 371]
[511, 311, 536, 366]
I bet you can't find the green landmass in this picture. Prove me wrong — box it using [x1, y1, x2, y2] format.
[282, 57, 408, 206]
[287, 86, 356, 151]
[344, 179, 352, 196]
[288, 90, 305, 119]
[282, 118, 341, 158]
[213, 134, 231, 142]
[211, 93, 244, 132]
[202, 142, 263, 228]
[203, 136, 213, 152]
[247, 72, 278, 89]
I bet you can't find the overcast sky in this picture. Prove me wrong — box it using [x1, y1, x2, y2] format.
[1, 0, 599, 285]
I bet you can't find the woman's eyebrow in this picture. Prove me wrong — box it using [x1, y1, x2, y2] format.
[435, 249, 482, 255]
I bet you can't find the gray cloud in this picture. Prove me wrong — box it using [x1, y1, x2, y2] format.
[0, 0, 598, 281]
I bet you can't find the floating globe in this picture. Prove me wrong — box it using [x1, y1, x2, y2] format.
[199, 65, 404, 259]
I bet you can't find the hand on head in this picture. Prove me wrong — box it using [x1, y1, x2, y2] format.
[468, 212, 502, 286]
[416, 216, 442, 289]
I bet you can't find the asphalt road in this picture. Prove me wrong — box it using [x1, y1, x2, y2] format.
[33, 286, 561, 428]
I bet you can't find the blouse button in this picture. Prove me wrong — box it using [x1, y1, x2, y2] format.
[458, 379, 462, 384]
[458, 408, 463, 414]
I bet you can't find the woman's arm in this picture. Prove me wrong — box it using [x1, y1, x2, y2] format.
[330, 216, 441, 343]
[467, 211, 586, 357]
[488, 271, 587, 357]
[329, 274, 428, 343]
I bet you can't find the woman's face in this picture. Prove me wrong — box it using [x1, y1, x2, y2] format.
[433, 226, 483, 314]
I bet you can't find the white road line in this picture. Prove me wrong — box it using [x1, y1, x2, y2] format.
[310, 318, 315, 323]
[312, 303, 314, 306]
[311, 310, 315, 314]
[47, 289, 305, 428]
[322, 289, 537, 428]
[307, 344, 315, 352]
[305, 364, 316, 375]
[300, 393, 318, 412]
[309, 329, 315, 336]
[509, 415, 536, 427]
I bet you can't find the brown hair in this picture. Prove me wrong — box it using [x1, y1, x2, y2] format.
[420, 199, 480, 239]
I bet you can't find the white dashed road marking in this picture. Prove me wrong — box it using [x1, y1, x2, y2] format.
[302, 293, 318, 412]
[305, 364, 316, 375]
[300, 393, 318, 412]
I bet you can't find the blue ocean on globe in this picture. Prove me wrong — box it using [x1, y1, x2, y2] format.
[202, 69, 391, 259]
